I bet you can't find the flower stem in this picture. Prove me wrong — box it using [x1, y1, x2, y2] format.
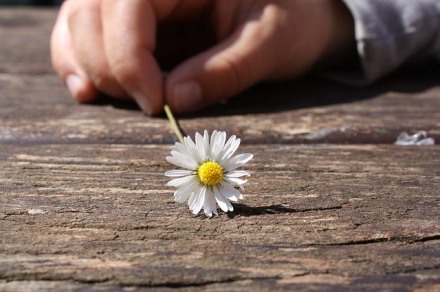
[164, 105, 184, 144]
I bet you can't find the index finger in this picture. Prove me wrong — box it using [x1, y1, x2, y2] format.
[101, 0, 164, 115]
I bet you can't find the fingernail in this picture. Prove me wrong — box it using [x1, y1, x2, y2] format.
[173, 81, 202, 112]
[66, 74, 82, 98]
[132, 92, 153, 115]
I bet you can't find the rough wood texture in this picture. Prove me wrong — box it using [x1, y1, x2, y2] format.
[1, 145, 439, 291]
[0, 8, 439, 291]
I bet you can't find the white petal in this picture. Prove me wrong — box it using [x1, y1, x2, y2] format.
[209, 130, 218, 145]
[223, 153, 253, 172]
[219, 182, 243, 202]
[188, 191, 198, 211]
[166, 156, 195, 170]
[216, 135, 235, 160]
[175, 191, 191, 204]
[225, 170, 250, 178]
[210, 131, 226, 161]
[208, 189, 218, 214]
[207, 130, 218, 160]
[174, 142, 195, 162]
[171, 143, 198, 168]
[221, 138, 241, 163]
[192, 186, 206, 215]
[165, 169, 194, 177]
[175, 178, 199, 203]
[224, 176, 247, 186]
[170, 150, 199, 169]
[224, 134, 236, 148]
[203, 205, 213, 218]
[195, 132, 207, 161]
[167, 175, 195, 187]
[203, 130, 211, 159]
[214, 186, 233, 212]
[218, 135, 239, 163]
[184, 136, 203, 163]
[203, 189, 217, 217]
[171, 141, 185, 154]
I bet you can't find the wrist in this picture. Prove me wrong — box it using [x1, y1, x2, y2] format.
[317, 0, 356, 70]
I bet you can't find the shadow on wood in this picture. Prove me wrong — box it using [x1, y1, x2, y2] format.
[94, 65, 440, 119]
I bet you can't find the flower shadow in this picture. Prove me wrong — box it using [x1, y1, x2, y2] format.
[227, 203, 299, 218]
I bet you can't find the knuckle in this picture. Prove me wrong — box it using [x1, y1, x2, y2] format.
[66, 1, 82, 26]
[110, 58, 139, 84]
[81, 60, 108, 87]
[90, 72, 112, 91]
[67, 0, 99, 29]
[88, 65, 126, 97]
[215, 54, 249, 95]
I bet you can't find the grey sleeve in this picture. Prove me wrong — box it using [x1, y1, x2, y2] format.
[328, 0, 440, 85]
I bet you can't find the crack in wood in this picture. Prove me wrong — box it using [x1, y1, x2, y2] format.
[413, 235, 440, 243]
[387, 265, 440, 275]
[326, 235, 440, 246]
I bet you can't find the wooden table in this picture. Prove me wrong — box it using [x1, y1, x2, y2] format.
[1, 8, 439, 291]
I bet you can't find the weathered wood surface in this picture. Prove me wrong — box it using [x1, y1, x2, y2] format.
[0, 8, 439, 291]
[1, 9, 440, 146]
[1, 144, 439, 291]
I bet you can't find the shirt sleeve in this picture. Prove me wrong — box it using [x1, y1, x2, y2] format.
[327, 0, 440, 85]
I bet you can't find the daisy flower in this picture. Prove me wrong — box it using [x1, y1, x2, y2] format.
[165, 130, 253, 217]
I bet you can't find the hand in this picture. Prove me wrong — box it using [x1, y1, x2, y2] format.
[51, 0, 354, 115]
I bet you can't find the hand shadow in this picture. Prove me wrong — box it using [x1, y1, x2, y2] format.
[97, 64, 440, 117]
[185, 64, 440, 118]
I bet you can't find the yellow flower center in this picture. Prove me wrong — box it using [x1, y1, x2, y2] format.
[197, 161, 223, 186]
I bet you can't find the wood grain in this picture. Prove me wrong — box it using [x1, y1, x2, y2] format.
[0, 8, 439, 291]
[1, 144, 439, 290]
[0, 9, 439, 146]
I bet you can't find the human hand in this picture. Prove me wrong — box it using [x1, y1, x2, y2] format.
[51, 0, 354, 115]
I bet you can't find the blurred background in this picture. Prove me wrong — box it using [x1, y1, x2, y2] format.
[0, 0, 62, 5]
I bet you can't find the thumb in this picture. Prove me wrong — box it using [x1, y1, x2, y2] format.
[165, 21, 281, 114]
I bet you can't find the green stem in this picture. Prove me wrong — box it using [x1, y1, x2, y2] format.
[164, 105, 184, 144]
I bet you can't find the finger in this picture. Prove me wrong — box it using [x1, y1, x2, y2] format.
[67, 0, 128, 99]
[101, 0, 164, 115]
[165, 13, 284, 114]
[50, 0, 97, 103]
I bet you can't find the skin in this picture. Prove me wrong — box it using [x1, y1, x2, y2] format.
[51, 0, 355, 115]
